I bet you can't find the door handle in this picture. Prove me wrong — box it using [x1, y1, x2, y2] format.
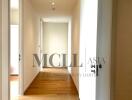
[19, 54, 21, 61]
[91, 64, 102, 76]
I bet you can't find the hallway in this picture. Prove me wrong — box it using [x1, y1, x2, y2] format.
[17, 68, 79, 100]
[0, 0, 114, 100]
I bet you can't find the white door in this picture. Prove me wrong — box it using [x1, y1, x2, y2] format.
[79, 0, 98, 100]
[96, 0, 112, 100]
[79, 0, 112, 100]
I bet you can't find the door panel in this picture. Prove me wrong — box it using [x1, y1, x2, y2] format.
[96, 0, 112, 100]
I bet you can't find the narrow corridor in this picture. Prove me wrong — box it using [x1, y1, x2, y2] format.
[17, 67, 79, 100]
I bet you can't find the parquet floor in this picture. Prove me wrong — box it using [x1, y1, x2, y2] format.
[17, 67, 79, 100]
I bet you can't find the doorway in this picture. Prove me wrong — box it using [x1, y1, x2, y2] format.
[9, 0, 21, 99]
[10, 25, 19, 98]
[2, 0, 110, 100]
[40, 17, 71, 70]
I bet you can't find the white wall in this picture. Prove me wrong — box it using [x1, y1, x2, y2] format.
[10, 9, 19, 25]
[68, 19, 72, 73]
[23, 0, 40, 91]
[0, 0, 2, 99]
[10, 6, 19, 75]
[10, 25, 19, 75]
[43, 22, 68, 67]
[96, 0, 112, 100]
[71, 0, 80, 92]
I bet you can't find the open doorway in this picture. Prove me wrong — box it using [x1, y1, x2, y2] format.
[9, 0, 20, 99]
[40, 17, 71, 71]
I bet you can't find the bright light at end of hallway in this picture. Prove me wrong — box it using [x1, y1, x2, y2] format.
[11, 0, 19, 9]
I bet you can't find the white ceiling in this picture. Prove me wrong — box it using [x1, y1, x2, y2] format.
[30, 0, 77, 16]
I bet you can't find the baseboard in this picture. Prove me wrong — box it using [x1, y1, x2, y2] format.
[43, 66, 67, 69]
[10, 74, 19, 76]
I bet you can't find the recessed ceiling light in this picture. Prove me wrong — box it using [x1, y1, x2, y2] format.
[50, 0, 56, 11]
[51, 2, 55, 5]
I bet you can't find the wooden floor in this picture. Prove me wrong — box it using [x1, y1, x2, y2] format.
[17, 67, 79, 100]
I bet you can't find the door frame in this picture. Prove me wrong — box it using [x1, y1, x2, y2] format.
[2, 0, 24, 100]
[2, 0, 9, 99]
[19, 0, 24, 95]
[40, 17, 72, 69]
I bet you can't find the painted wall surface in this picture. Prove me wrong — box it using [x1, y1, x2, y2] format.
[71, 0, 80, 92]
[10, 25, 19, 75]
[0, 0, 2, 99]
[23, 0, 40, 91]
[10, 8, 19, 75]
[96, 0, 112, 100]
[114, 0, 132, 100]
[10, 9, 19, 25]
[43, 22, 68, 67]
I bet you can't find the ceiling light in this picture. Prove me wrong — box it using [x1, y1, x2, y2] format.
[51, 2, 55, 5]
[50, 0, 56, 11]
[49, 0, 56, 11]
